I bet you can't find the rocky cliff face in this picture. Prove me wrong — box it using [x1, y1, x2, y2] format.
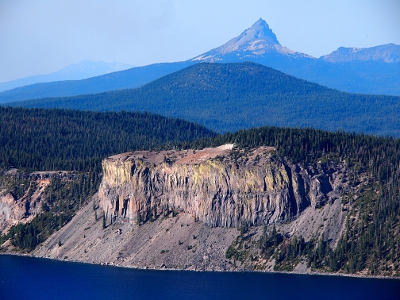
[98, 145, 346, 228]
[0, 171, 72, 233]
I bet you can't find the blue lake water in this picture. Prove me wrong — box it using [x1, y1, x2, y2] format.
[0, 255, 399, 300]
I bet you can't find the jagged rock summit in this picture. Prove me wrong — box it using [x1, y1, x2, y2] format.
[240, 18, 280, 44]
[192, 18, 313, 62]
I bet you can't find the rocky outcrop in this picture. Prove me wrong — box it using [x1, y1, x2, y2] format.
[98, 145, 346, 228]
[0, 193, 20, 228]
[32, 145, 353, 275]
[0, 179, 51, 233]
[0, 171, 73, 233]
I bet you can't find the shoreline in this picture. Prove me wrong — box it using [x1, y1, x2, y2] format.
[1, 251, 398, 281]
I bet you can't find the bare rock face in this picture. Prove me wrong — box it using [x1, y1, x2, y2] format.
[0, 188, 36, 233]
[0, 178, 51, 233]
[0, 172, 71, 233]
[98, 145, 346, 228]
[0, 193, 18, 226]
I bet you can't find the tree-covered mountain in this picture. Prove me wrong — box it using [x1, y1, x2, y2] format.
[0, 19, 398, 103]
[195, 126, 400, 277]
[5, 120, 399, 277]
[0, 62, 194, 104]
[0, 106, 216, 173]
[8, 62, 400, 137]
[1, 104, 399, 277]
[0, 106, 216, 251]
[192, 19, 400, 96]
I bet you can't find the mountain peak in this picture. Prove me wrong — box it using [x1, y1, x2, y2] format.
[244, 18, 279, 45]
[191, 18, 312, 62]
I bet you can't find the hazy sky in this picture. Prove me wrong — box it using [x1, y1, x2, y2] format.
[1, 0, 399, 82]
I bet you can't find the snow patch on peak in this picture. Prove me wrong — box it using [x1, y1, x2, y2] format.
[322, 44, 400, 63]
[190, 19, 315, 62]
[239, 18, 280, 45]
[274, 45, 295, 55]
[192, 54, 222, 62]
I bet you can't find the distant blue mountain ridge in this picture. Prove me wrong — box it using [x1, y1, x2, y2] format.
[0, 18, 399, 104]
[0, 60, 134, 92]
[8, 62, 400, 137]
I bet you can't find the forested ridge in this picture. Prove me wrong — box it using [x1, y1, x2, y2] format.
[7, 62, 400, 136]
[0, 106, 216, 173]
[0, 105, 399, 276]
[0, 106, 215, 251]
[0, 61, 195, 104]
[186, 127, 400, 276]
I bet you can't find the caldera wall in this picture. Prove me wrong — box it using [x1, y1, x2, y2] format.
[98, 145, 345, 228]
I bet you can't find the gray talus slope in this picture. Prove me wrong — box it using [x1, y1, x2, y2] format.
[33, 145, 349, 273]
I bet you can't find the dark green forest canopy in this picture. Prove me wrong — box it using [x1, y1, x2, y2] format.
[189, 126, 400, 276]
[0, 106, 216, 173]
[0, 106, 216, 251]
[185, 125, 400, 184]
[7, 62, 400, 136]
[1, 106, 400, 274]
[2, 105, 400, 186]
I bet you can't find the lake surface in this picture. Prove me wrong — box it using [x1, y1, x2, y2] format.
[0, 255, 399, 300]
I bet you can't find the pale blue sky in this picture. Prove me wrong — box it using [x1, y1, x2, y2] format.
[1, 0, 399, 82]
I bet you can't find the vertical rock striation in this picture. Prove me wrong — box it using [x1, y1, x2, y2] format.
[98, 145, 345, 228]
